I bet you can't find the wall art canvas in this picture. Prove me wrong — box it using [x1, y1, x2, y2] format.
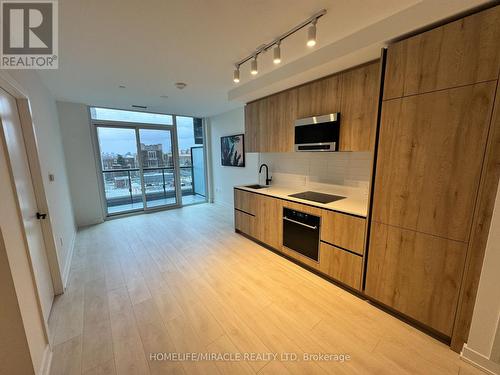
[221, 134, 245, 167]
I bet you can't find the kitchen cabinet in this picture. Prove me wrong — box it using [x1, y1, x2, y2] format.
[234, 189, 258, 238]
[244, 99, 262, 152]
[366, 4, 500, 344]
[383, 6, 500, 100]
[234, 210, 255, 237]
[365, 222, 467, 336]
[296, 74, 341, 118]
[372, 82, 495, 242]
[254, 194, 283, 250]
[233, 188, 368, 288]
[339, 62, 380, 151]
[244, 89, 297, 153]
[319, 242, 362, 290]
[234, 189, 257, 216]
[260, 89, 298, 153]
[244, 61, 380, 153]
[320, 210, 365, 255]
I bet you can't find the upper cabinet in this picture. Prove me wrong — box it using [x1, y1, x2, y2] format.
[297, 74, 341, 118]
[244, 89, 297, 153]
[339, 62, 380, 151]
[261, 89, 298, 153]
[384, 6, 500, 100]
[244, 98, 262, 152]
[244, 60, 380, 153]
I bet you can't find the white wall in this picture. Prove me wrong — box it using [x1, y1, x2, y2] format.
[207, 107, 258, 206]
[462, 182, 500, 374]
[2, 71, 76, 286]
[57, 101, 104, 227]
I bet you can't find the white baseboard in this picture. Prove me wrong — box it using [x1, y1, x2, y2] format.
[39, 344, 53, 375]
[461, 344, 500, 375]
[61, 231, 76, 290]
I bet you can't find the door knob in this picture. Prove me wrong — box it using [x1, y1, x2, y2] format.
[36, 212, 47, 220]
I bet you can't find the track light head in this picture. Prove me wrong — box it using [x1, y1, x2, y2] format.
[273, 43, 281, 64]
[250, 57, 258, 75]
[233, 66, 240, 83]
[307, 20, 317, 47]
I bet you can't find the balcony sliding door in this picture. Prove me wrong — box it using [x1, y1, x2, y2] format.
[97, 127, 144, 214]
[92, 107, 207, 217]
[139, 128, 179, 209]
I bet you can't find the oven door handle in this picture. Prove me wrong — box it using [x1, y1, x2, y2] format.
[283, 216, 318, 230]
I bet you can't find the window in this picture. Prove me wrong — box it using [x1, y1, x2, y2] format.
[90, 107, 173, 125]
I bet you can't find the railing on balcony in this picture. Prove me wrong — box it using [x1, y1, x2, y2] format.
[102, 166, 199, 212]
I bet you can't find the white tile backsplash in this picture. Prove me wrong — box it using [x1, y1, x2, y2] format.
[258, 151, 372, 193]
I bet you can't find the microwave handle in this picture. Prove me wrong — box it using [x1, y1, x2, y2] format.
[283, 216, 318, 230]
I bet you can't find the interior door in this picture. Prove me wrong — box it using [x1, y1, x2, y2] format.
[0, 88, 54, 321]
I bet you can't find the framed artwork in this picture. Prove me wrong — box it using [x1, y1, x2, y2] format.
[221, 134, 245, 167]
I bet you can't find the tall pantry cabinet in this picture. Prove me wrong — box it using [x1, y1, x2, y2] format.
[365, 5, 500, 349]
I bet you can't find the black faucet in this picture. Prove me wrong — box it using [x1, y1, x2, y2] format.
[259, 163, 272, 186]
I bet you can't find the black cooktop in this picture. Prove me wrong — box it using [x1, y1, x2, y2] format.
[288, 191, 346, 204]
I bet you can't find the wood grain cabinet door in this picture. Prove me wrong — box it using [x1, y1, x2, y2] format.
[339, 61, 380, 151]
[234, 189, 257, 215]
[260, 89, 297, 153]
[365, 222, 467, 336]
[383, 6, 500, 99]
[297, 75, 342, 118]
[372, 82, 496, 242]
[320, 210, 366, 255]
[234, 210, 256, 237]
[319, 242, 362, 290]
[255, 194, 283, 250]
[244, 101, 261, 152]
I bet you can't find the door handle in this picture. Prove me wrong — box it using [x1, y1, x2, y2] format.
[36, 212, 47, 220]
[283, 216, 317, 230]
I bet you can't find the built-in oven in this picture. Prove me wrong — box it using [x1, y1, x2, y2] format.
[282, 208, 320, 261]
[294, 113, 340, 152]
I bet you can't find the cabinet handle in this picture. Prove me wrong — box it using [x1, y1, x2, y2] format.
[283, 217, 318, 230]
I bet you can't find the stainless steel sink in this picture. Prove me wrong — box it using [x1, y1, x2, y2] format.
[244, 184, 269, 189]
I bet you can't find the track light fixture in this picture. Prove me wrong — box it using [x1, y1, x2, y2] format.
[273, 42, 281, 64]
[232, 8, 326, 83]
[233, 66, 240, 83]
[250, 57, 258, 75]
[307, 20, 317, 47]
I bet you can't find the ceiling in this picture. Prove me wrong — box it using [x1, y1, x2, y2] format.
[38, 0, 492, 118]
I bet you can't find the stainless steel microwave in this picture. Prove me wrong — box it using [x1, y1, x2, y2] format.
[294, 113, 340, 152]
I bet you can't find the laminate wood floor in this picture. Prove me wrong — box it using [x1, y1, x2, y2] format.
[48, 203, 484, 375]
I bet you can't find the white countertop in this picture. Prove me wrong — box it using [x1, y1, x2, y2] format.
[235, 183, 369, 217]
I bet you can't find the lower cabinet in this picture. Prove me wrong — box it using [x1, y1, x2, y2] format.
[254, 194, 283, 250]
[365, 222, 467, 336]
[234, 209, 256, 237]
[234, 188, 368, 291]
[234, 189, 257, 215]
[321, 210, 366, 255]
[319, 242, 363, 290]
